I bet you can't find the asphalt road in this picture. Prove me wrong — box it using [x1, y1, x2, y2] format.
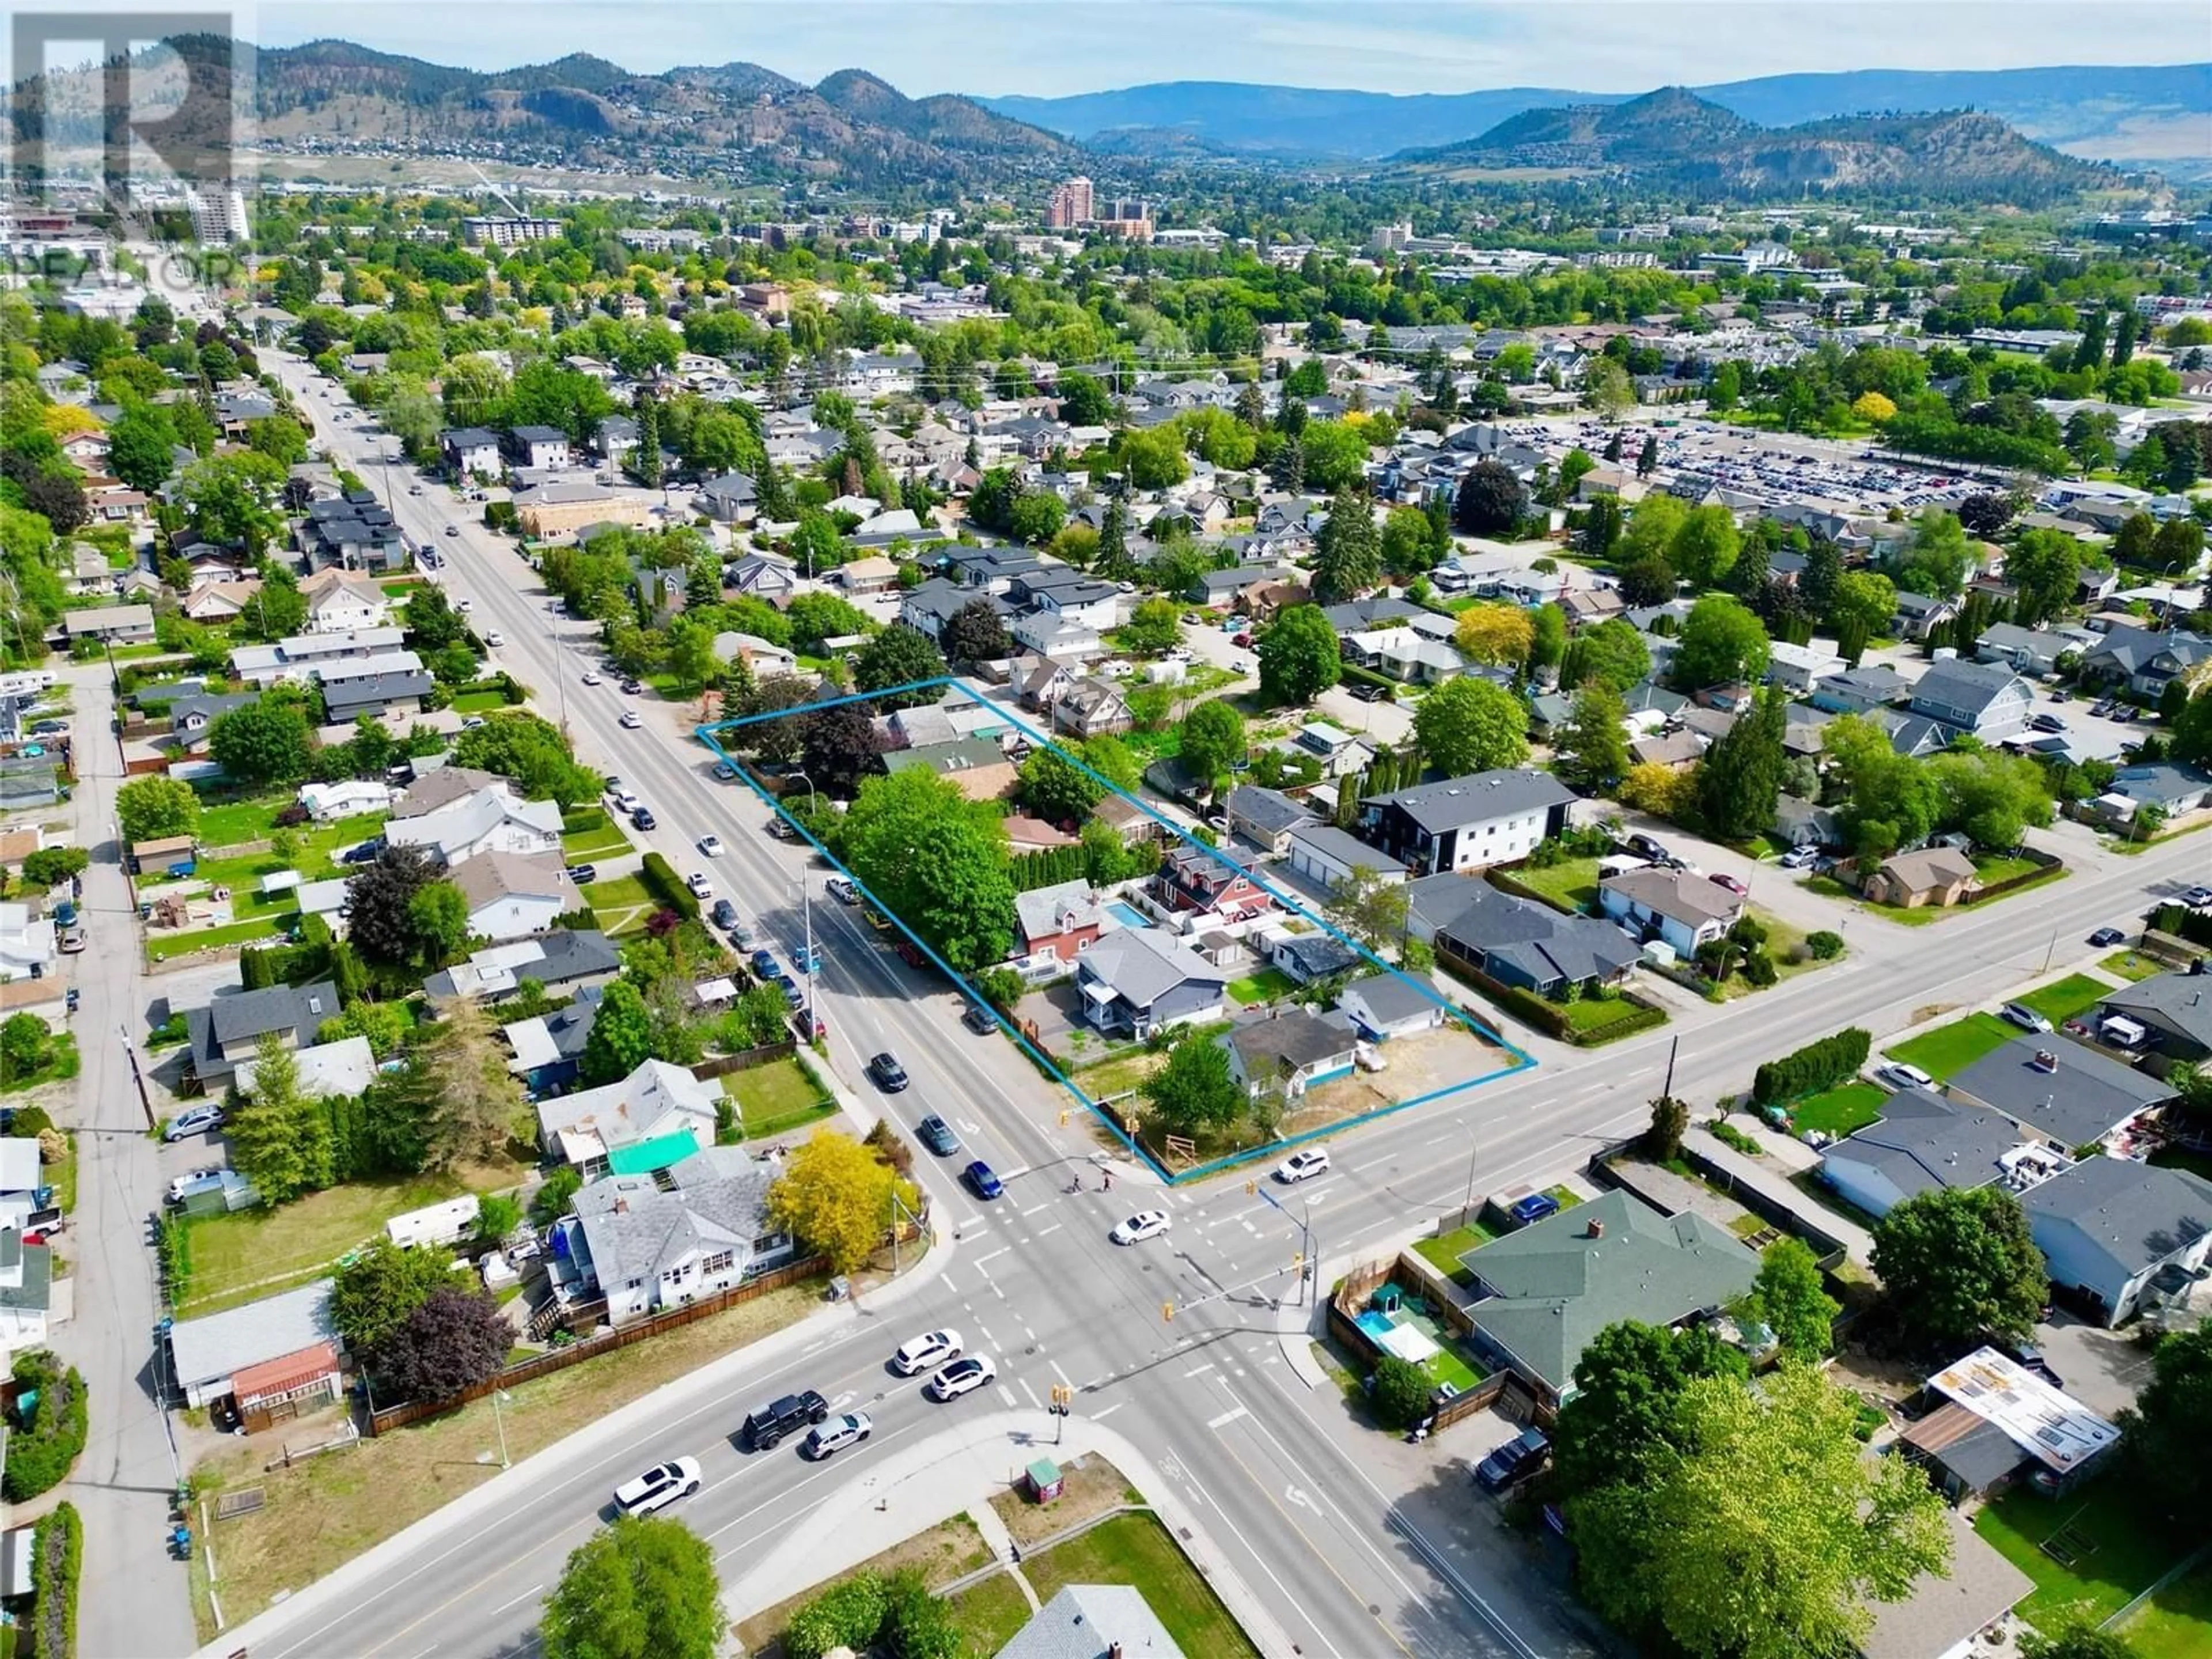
[199, 350, 2212, 1659]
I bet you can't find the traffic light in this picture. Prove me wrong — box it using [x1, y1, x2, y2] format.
[1058, 1108, 1070, 1127]
[1047, 1383, 1074, 1416]
[1293, 1251, 1305, 1272]
[1161, 1301, 1175, 1323]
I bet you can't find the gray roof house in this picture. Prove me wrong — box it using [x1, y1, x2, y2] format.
[1074, 928, 1228, 1037]
[1812, 664, 1910, 715]
[165, 1278, 339, 1410]
[1285, 822, 1407, 893]
[1358, 770, 1578, 877]
[1225, 785, 1316, 857]
[186, 980, 341, 1086]
[1946, 1036, 2177, 1153]
[1816, 1089, 2033, 1221]
[1221, 1008, 1358, 1100]
[2022, 1157, 2212, 1326]
[1336, 970, 1449, 1040]
[1907, 658, 2035, 743]
[1598, 866, 1743, 959]
[1457, 1191, 1760, 1407]
[2092, 971, 2212, 1063]
[997, 1585, 1187, 1659]
[1266, 930, 1364, 985]
[1433, 880, 1641, 998]
[562, 1144, 794, 1327]
[423, 929, 620, 1002]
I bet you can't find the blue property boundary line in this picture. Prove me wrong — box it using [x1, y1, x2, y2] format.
[695, 674, 1535, 1184]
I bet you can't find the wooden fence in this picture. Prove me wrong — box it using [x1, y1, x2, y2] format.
[1959, 846, 2065, 907]
[1325, 1256, 1541, 1431]
[690, 1040, 797, 1082]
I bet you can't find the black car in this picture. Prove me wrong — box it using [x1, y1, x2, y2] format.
[342, 838, 385, 864]
[916, 1114, 961, 1157]
[2088, 927, 2127, 947]
[1347, 681, 1391, 703]
[867, 1052, 910, 1092]
[631, 806, 657, 831]
[1474, 1427, 1550, 1491]
[742, 1389, 830, 1451]
[710, 898, 739, 929]
[961, 1003, 996, 1035]
[566, 863, 598, 886]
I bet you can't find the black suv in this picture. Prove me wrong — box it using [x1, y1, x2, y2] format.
[743, 1389, 830, 1450]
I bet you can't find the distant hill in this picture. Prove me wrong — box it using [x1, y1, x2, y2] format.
[980, 62, 2212, 171]
[7, 36, 1077, 188]
[1392, 87, 2118, 203]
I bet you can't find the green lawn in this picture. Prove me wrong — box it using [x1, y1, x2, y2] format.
[2122, 1551, 2212, 1659]
[193, 795, 290, 846]
[1785, 1082, 1887, 1138]
[1422, 1346, 1484, 1393]
[1559, 995, 1656, 1036]
[560, 809, 634, 861]
[146, 915, 290, 961]
[1975, 1477, 2188, 1629]
[1226, 968, 1296, 1005]
[1412, 1221, 1496, 1286]
[1010, 1512, 1260, 1659]
[2018, 974, 2116, 1027]
[728, 1058, 833, 1140]
[581, 874, 654, 935]
[2100, 950, 2166, 983]
[1970, 852, 2047, 887]
[1883, 1013, 2016, 1081]
[1801, 874, 1945, 927]
[1509, 857, 1601, 915]
[451, 688, 510, 714]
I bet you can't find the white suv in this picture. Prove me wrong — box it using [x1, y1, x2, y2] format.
[612, 1456, 702, 1516]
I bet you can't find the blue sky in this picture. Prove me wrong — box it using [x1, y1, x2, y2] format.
[29, 2, 2206, 97]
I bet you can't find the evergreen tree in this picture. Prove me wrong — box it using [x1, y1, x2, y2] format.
[1695, 686, 1788, 839]
[1268, 436, 1305, 493]
[635, 395, 662, 487]
[2073, 308, 2109, 373]
[1094, 498, 1133, 582]
[1603, 428, 1624, 463]
[1635, 434, 1659, 478]
[1312, 492, 1381, 602]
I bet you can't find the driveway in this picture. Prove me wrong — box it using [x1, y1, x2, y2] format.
[2031, 1311, 2159, 1420]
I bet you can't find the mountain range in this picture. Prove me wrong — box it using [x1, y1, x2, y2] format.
[983, 62, 2212, 172]
[1387, 86, 2116, 203]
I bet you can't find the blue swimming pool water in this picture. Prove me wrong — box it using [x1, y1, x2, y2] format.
[1355, 1310, 1395, 1342]
[1104, 901, 1152, 929]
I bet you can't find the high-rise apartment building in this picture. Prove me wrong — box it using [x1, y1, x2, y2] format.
[1046, 176, 1094, 229]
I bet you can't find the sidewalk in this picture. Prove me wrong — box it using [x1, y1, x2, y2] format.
[192, 1221, 957, 1659]
[1682, 1126, 1874, 1261]
[728, 1408, 1300, 1659]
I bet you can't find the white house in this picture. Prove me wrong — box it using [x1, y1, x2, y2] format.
[234, 1035, 377, 1101]
[384, 768, 562, 866]
[561, 1145, 794, 1325]
[1336, 971, 1448, 1041]
[1598, 866, 1743, 957]
[0, 904, 57, 983]
[0, 1225, 55, 1344]
[297, 779, 396, 821]
[452, 851, 581, 943]
[1285, 823, 1407, 892]
[536, 1057, 724, 1172]
[298, 569, 392, 634]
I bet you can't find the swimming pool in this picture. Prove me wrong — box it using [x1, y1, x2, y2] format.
[1104, 901, 1152, 929]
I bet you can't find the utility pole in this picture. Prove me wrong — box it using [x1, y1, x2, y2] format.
[1461, 1135, 1480, 1214]
[120, 1024, 154, 1129]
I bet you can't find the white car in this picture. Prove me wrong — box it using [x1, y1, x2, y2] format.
[1275, 1147, 1330, 1184]
[802, 1411, 872, 1460]
[581, 669, 602, 686]
[455, 597, 473, 612]
[609, 790, 641, 815]
[926, 1355, 997, 1402]
[620, 710, 643, 729]
[892, 1328, 962, 1376]
[2001, 1002, 2054, 1033]
[686, 872, 715, 900]
[697, 834, 725, 858]
[484, 631, 505, 647]
[1876, 1061, 1936, 1092]
[1109, 1210, 1172, 1246]
[612, 1456, 702, 1517]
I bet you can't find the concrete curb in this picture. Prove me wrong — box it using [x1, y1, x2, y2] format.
[728, 1409, 1302, 1659]
[192, 1225, 956, 1659]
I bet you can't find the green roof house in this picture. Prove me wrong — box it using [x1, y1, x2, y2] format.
[1456, 1190, 1760, 1407]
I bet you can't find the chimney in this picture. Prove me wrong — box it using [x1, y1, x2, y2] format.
[1587, 1219, 1604, 1240]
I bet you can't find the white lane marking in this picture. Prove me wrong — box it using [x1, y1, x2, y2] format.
[971, 1247, 1010, 1268]
[1207, 1404, 1249, 1429]
[1033, 1222, 1062, 1237]
[487, 1584, 544, 1616]
[998, 1385, 1020, 1409]
[1184, 1361, 1217, 1378]
[1018, 1377, 1042, 1408]
[1093, 1402, 1126, 1421]
[1019, 1202, 1050, 1217]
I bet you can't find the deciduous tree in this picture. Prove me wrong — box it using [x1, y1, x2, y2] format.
[1453, 603, 1534, 668]
[1453, 459, 1525, 535]
[1556, 682, 1631, 790]
[939, 598, 1010, 664]
[1740, 1238, 1839, 1361]
[116, 776, 200, 844]
[1140, 1031, 1243, 1132]
[850, 624, 945, 710]
[1872, 1187, 2047, 1354]
[377, 1285, 511, 1402]
[2119, 1317, 2212, 1512]
[1256, 605, 1342, 706]
[1560, 619, 1651, 695]
[1412, 677, 1528, 776]
[331, 1237, 459, 1357]
[541, 1517, 723, 1659]
[224, 1032, 334, 1203]
[1551, 1320, 1747, 1498]
[1179, 699, 1247, 794]
[768, 1129, 897, 1274]
[1672, 594, 1771, 691]
[209, 698, 315, 787]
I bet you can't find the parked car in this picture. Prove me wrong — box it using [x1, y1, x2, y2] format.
[1507, 1192, 1560, 1228]
[164, 1104, 225, 1142]
[698, 834, 725, 858]
[711, 761, 737, 781]
[742, 1390, 829, 1451]
[1707, 872, 1749, 897]
[1109, 1210, 1171, 1245]
[1474, 1427, 1550, 1492]
[1275, 1148, 1330, 1184]
[565, 863, 598, 887]
[1875, 1061, 1936, 1092]
[2001, 1002, 2054, 1033]
[2088, 927, 2127, 947]
[630, 806, 657, 831]
[484, 631, 505, 648]
[926, 1355, 997, 1402]
[710, 899, 738, 930]
[802, 1412, 873, 1460]
[961, 1003, 997, 1035]
[827, 877, 858, 904]
[2030, 713, 2067, 733]
[620, 679, 643, 695]
[751, 949, 781, 979]
[917, 1115, 961, 1156]
[892, 1330, 961, 1376]
[608, 790, 641, 815]
[342, 838, 385, 864]
[612, 1456, 702, 1516]
[1779, 844, 1821, 870]
[963, 1160, 1004, 1200]
[867, 1052, 911, 1092]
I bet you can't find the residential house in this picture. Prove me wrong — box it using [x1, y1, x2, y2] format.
[181, 581, 261, 625]
[1074, 927, 1229, 1036]
[1975, 623, 2075, 677]
[1431, 881, 1641, 998]
[1456, 1191, 1760, 1409]
[1764, 639, 1845, 694]
[1864, 847, 1978, 909]
[295, 570, 388, 636]
[1225, 785, 1316, 857]
[230, 627, 409, 687]
[900, 578, 991, 643]
[1899, 1349, 2119, 1501]
[1946, 1036, 2177, 1154]
[838, 555, 902, 596]
[1816, 1089, 2040, 1219]
[297, 494, 408, 573]
[1630, 729, 1706, 771]
[536, 1057, 724, 1173]
[996, 1586, 1186, 1659]
[2091, 764, 2212, 827]
[506, 425, 572, 470]
[1908, 659, 2035, 743]
[2090, 971, 2212, 1064]
[185, 980, 342, 1087]
[696, 472, 759, 524]
[1344, 627, 1472, 687]
[1188, 566, 1292, 611]
[559, 1145, 794, 1325]
[1013, 880, 1105, 966]
[61, 604, 155, 645]
[235, 1035, 377, 1103]
[1267, 930, 1364, 986]
[165, 692, 252, 747]
[1284, 721, 1372, 781]
[0, 904, 58, 983]
[1599, 866, 1743, 957]
[1285, 822, 1407, 893]
[882, 737, 1017, 802]
[451, 851, 582, 942]
[1221, 1008, 1358, 1100]
[1772, 796, 1844, 850]
[165, 1279, 342, 1413]
[2078, 627, 2211, 700]
[502, 984, 603, 1094]
[1336, 971, 1449, 1040]
[0, 1139, 44, 1232]
[423, 930, 621, 1002]
[1359, 770, 1578, 877]
[2022, 1158, 2212, 1326]
[593, 414, 638, 466]
[1153, 843, 1278, 926]
[63, 543, 113, 598]
[1891, 592, 1958, 641]
[1857, 1511, 2033, 1659]
[0, 759, 60, 812]
[725, 553, 796, 605]
[1052, 677, 1132, 740]
[321, 666, 435, 723]
[1002, 815, 1078, 855]
[0, 1224, 54, 1346]
[1812, 664, 1910, 715]
[385, 769, 563, 866]
[512, 482, 650, 540]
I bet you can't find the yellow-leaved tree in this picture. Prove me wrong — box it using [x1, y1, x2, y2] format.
[767, 1129, 896, 1274]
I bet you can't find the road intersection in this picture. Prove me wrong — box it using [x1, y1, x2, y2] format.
[188, 350, 2212, 1659]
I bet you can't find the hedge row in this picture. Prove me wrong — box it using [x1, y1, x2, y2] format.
[1752, 1027, 1872, 1106]
[29, 1501, 80, 1659]
[3, 1351, 88, 1501]
[638, 853, 699, 922]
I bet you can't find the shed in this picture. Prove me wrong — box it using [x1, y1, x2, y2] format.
[1024, 1457, 1064, 1503]
[130, 835, 196, 875]
[384, 1194, 480, 1250]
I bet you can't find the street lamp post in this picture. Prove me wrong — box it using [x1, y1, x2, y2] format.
[491, 1388, 512, 1469]
[1461, 1137, 1479, 1215]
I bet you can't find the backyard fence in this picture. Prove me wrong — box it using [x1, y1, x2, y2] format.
[1958, 846, 2065, 907]
[688, 1040, 798, 1082]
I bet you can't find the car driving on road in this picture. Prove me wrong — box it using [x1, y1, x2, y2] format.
[964, 1160, 1004, 1200]
[926, 1355, 997, 1402]
[612, 1456, 702, 1516]
[802, 1411, 872, 1460]
[866, 1052, 910, 1092]
[1275, 1148, 1330, 1183]
[892, 1330, 961, 1375]
[697, 834, 725, 858]
[917, 1115, 961, 1156]
[743, 1390, 829, 1450]
[1110, 1210, 1171, 1245]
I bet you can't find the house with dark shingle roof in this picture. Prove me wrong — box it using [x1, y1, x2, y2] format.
[1946, 1036, 2177, 1154]
[2022, 1157, 2212, 1326]
[1074, 928, 1228, 1037]
[1598, 866, 1741, 957]
[185, 981, 341, 1086]
[1433, 880, 1641, 998]
[1221, 1008, 1358, 1100]
[1907, 658, 2034, 742]
[1266, 930, 1363, 986]
[1457, 1190, 1760, 1407]
[1358, 770, 1577, 877]
[1816, 1089, 2034, 1220]
[1225, 785, 1315, 856]
[2091, 971, 2212, 1063]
